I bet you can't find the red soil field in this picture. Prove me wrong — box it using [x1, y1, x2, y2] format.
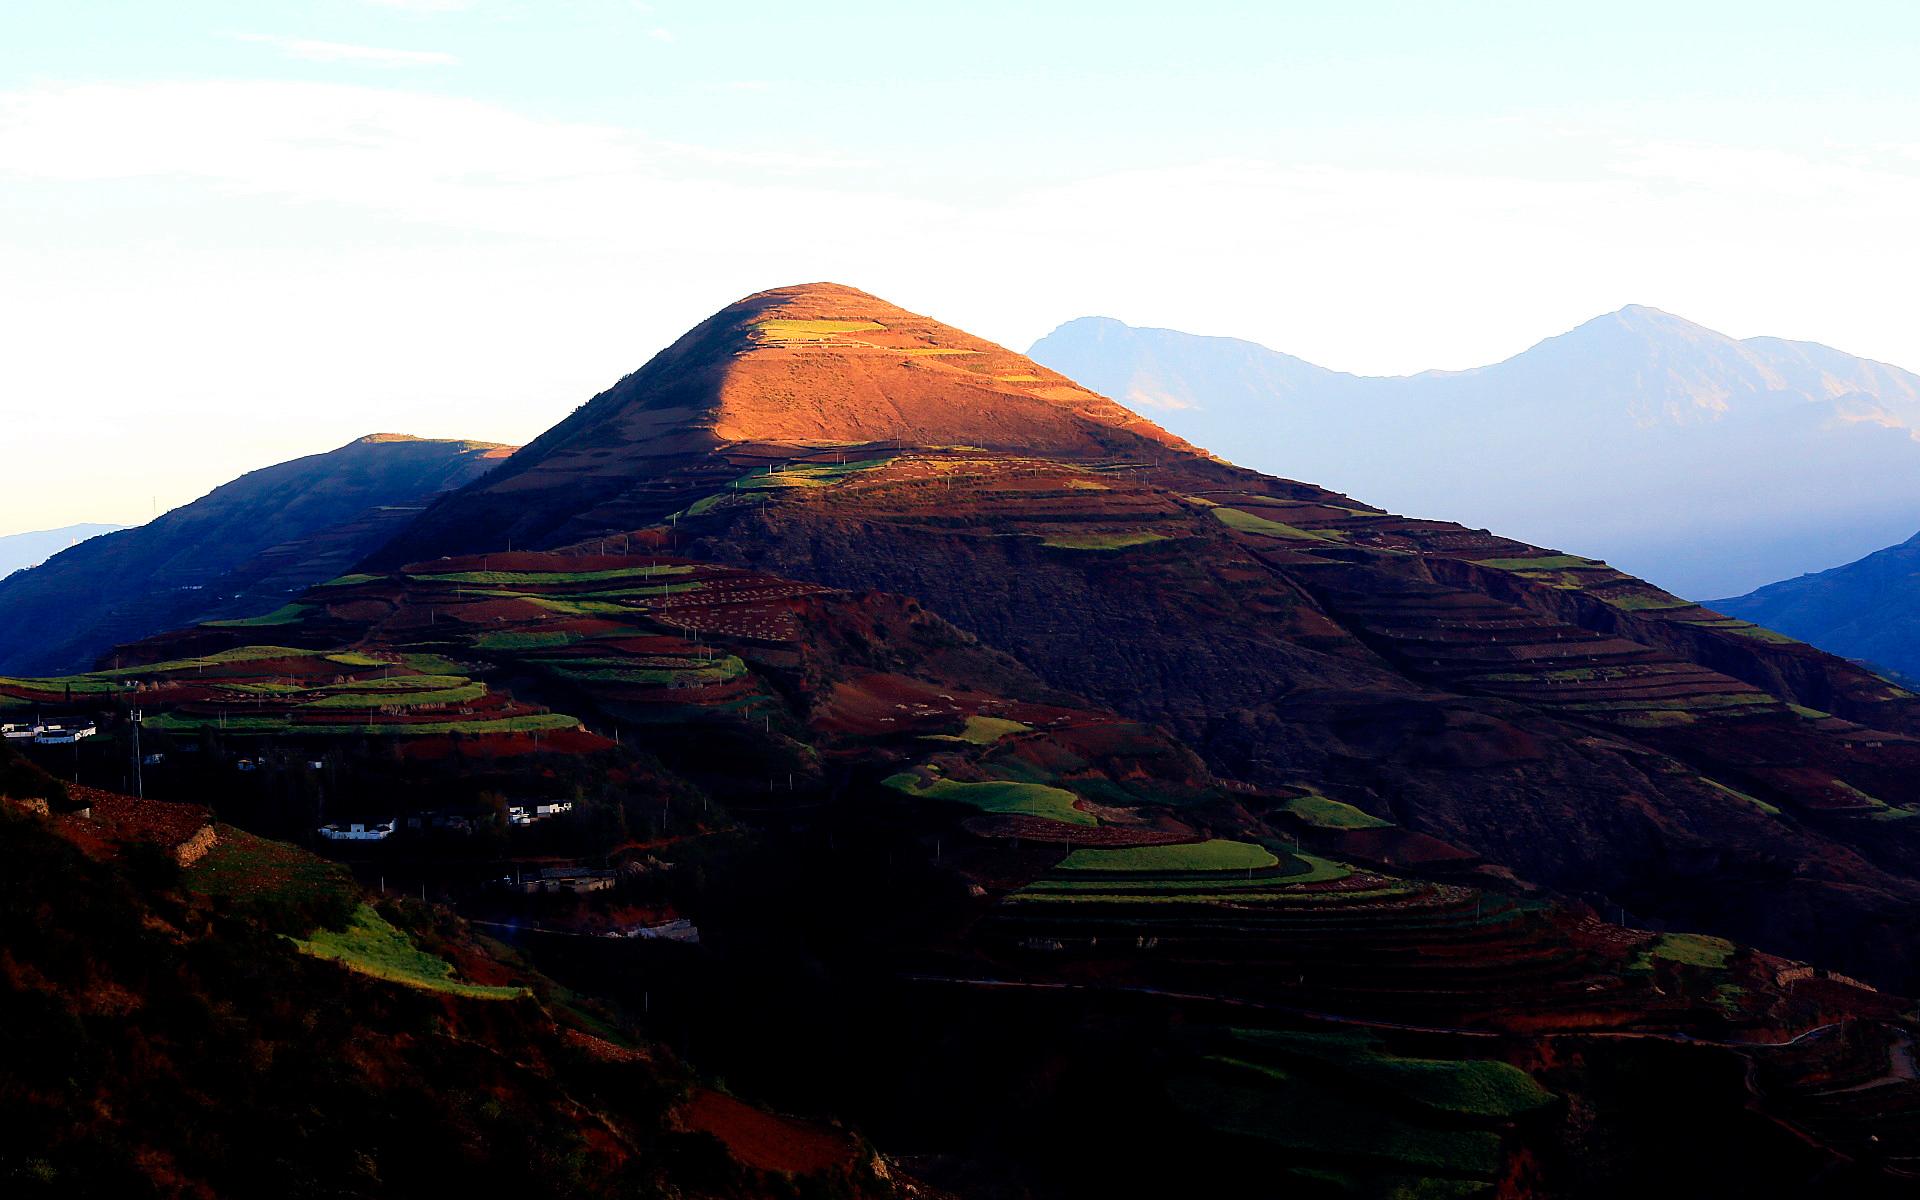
[677, 1088, 856, 1175]
[53, 786, 212, 861]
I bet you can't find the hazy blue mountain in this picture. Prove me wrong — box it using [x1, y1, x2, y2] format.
[0, 523, 123, 579]
[1030, 308, 1920, 598]
[1713, 532, 1920, 682]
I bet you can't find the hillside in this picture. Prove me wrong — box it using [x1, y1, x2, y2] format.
[17, 282, 1920, 1192]
[0, 435, 510, 676]
[0, 742, 906, 1199]
[335, 285, 1920, 996]
[1714, 531, 1920, 682]
[1028, 309, 1920, 598]
[0, 522, 122, 579]
[17, 544, 1912, 1195]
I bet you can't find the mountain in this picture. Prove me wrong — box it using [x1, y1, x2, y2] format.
[0, 523, 123, 578]
[357, 284, 1920, 984]
[0, 434, 510, 676]
[15, 282, 1920, 1192]
[1714, 530, 1920, 681]
[1028, 308, 1920, 598]
[368, 283, 1194, 567]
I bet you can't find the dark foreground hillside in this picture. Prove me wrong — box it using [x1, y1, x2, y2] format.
[0, 747, 902, 1200]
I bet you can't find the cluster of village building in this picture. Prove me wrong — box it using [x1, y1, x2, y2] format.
[316, 799, 574, 841]
[2, 719, 98, 745]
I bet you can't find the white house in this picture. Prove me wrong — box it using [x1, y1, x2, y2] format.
[1, 722, 41, 740]
[34, 723, 96, 745]
[507, 800, 575, 826]
[317, 820, 396, 841]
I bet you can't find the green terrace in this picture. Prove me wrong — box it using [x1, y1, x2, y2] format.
[1010, 838, 1357, 903]
[205, 603, 314, 628]
[1, 646, 387, 697]
[1169, 1027, 1553, 1189]
[0, 642, 586, 739]
[682, 456, 895, 519]
[145, 712, 580, 737]
[923, 715, 1031, 744]
[885, 770, 1096, 826]
[1281, 793, 1393, 830]
[297, 904, 526, 1000]
[525, 654, 749, 688]
[406, 564, 699, 586]
[1038, 530, 1170, 550]
[1211, 505, 1344, 541]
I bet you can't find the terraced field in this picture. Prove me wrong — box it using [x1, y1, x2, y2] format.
[979, 840, 1724, 1026]
[1169, 1028, 1554, 1192]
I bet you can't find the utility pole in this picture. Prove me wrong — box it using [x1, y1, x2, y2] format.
[130, 708, 144, 798]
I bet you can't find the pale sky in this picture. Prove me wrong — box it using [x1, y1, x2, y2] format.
[6, 1, 1920, 532]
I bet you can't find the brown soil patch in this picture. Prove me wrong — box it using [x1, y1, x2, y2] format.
[677, 1088, 855, 1175]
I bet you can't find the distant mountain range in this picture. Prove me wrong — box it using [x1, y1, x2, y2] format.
[1714, 531, 1920, 682]
[0, 523, 123, 579]
[1030, 307, 1920, 599]
[0, 434, 510, 675]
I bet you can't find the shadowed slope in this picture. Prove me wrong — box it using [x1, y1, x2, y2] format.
[0, 435, 511, 675]
[1715, 530, 1920, 682]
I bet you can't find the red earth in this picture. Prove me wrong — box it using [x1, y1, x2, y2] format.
[677, 1088, 857, 1175]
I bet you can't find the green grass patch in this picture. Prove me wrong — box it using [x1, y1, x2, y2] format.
[1170, 1059, 1505, 1177]
[575, 581, 707, 600]
[306, 682, 488, 709]
[414, 565, 694, 585]
[1470, 554, 1601, 571]
[398, 653, 467, 674]
[1224, 1030, 1555, 1120]
[1722, 622, 1799, 645]
[316, 573, 382, 588]
[1057, 839, 1276, 872]
[0, 675, 123, 695]
[884, 771, 1093, 826]
[547, 657, 746, 687]
[216, 681, 312, 696]
[1702, 778, 1781, 816]
[297, 904, 524, 1000]
[523, 596, 635, 617]
[1638, 932, 1736, 970]
[1212, 507, 1335, 540]
[146, 712, 580, 737]
[204, 603, 313, 628]
[1598, 593, 1696, 612]
[475, 630, 577, 651]
[187, 826, 357, 933]
[334, 674, 471, 691]
[924, 715, 1030, 744]
[1283, 793, 1393, 830]
[1040, 530, 1171, 550]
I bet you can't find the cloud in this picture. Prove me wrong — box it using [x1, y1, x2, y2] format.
[646, 27, 674, 43]
[230, 33, 458, 67]
[362, 0, 474, 11]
